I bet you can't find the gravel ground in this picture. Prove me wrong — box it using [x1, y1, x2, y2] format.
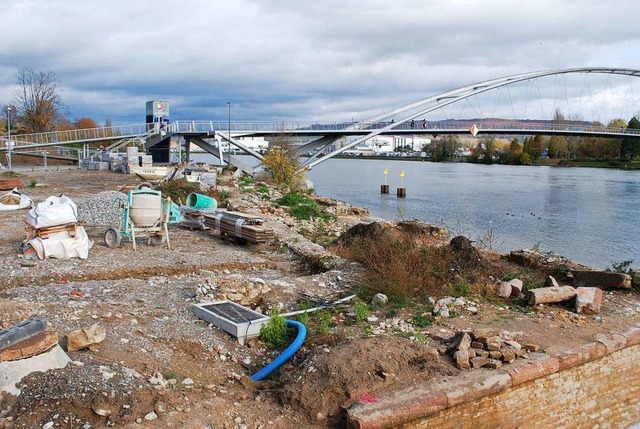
[0, 168, 639, 429]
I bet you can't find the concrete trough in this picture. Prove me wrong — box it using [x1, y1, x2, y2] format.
[192, 300, 270, 344]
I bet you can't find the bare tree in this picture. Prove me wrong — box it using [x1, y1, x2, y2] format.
[14, 68, 66, 133]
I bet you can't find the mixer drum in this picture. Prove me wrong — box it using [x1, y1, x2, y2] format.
[129, 192, 162, 227]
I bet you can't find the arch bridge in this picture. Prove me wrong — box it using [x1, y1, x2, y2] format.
[2, 67, 639, 172]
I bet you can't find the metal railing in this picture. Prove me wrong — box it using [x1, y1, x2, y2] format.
[0, 123, 154, 147]
[169, 120, 640, 136]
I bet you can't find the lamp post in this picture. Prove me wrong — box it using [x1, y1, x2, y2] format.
[6, 106, 12, 171]
[227, 101, 231, 165]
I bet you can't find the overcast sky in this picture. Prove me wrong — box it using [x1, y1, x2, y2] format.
[2, 0, 640, 126]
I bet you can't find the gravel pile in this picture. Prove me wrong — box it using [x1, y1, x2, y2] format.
[77, 191, 127, 226]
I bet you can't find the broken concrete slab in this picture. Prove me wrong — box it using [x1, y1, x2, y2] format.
[572, 270, 632, 290]
[0, 344, 70, 395]
[0, 331, 58, 362]
[575, 287, 603, 315]
[527, 286, 576, 305]
[65, 324, 106, 351]
[0, 318, 47, 351]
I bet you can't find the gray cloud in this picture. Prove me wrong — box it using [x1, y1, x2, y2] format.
[2, 0, 640, 125]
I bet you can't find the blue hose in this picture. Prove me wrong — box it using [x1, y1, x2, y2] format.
[251, 319, 307, 381]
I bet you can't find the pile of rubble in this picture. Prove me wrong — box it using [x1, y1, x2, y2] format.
[1, 318, 106, 397]
[446, 330, 539, 370]
[497, 269, 637, 315]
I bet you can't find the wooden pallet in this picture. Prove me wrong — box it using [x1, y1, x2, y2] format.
[24, 223, 78, 241]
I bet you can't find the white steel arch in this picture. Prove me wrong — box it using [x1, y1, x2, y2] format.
[306, 67, 640, 169]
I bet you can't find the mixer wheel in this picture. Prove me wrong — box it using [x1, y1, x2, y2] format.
[104, 227, 122, 248]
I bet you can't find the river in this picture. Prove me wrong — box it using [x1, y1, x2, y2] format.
[192, 154, 639, 269]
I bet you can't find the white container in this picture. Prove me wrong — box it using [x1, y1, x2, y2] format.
[129, 192, 161, 227]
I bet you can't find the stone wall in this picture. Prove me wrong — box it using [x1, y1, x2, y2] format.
[348, 328, 640, 429]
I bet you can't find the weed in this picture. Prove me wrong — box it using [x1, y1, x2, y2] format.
[412, 312, 433, 328]
[317, 310, 332, 334]
[278, 192, 326, 220]
[0, 171, 21, 178]
[257, 185, 270, 195]
[606, 259, 634, 273]
[354, 300, 369, 323]
[156, 178, 199, 205]
[260, 309, 291, 349]
[297, 311, 310, 328]
[502, 271, 518, 282]
[552, 264, 570, 277]
[28, 179, 37, 188]
[453, 279, 470, 297]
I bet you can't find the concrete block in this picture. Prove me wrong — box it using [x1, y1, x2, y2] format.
[508, 279, 524, 295]
[574, 287, 603, 314]
[0, 318, 47, 351]
[0, 344, 70, 395]
[572, 270, 632, 290]
[497, 282, 512, 299]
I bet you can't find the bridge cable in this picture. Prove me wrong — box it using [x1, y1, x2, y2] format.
[534, 78, 545, 120]
[506, 85, 517, 121]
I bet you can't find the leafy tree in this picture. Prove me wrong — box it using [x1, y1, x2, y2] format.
[508, 137, 522, 164]
[75, 117, 98, 129]
[430, 135, 460, 161]
[481, 136, 495, 164]
[531, 135, 544, 159]
[519, 153, 532, 165]
[621, 117, 640, 160]
[262, 136, 304, 191]
[14, 68, 67, 133]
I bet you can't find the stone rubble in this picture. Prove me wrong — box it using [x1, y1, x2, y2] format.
[445, 330, 536, 370]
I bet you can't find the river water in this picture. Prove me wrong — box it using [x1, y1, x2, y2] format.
[192, 154, 639, 269]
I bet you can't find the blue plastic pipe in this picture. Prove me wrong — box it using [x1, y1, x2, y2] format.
[251, 320, 307, 381]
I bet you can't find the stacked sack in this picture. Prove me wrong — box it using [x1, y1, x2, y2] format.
[25, 195, 92, 259]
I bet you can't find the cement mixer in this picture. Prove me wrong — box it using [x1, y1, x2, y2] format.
[104, 185, 171, 250]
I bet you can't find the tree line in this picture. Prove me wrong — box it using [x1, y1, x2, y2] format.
[424, 109, 640, 164]
[1, 68, 108, 135]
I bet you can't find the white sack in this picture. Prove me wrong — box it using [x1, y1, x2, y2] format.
[27, 195, 78, 228]
[28, 226, 91, 260]
[0, 188, 33, 211]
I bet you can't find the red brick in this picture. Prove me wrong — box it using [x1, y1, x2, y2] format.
[574, 287, 603, 314]
[595, 333, 627, 354]
[507, 361, 545, 386]
[555, 342, 607, 371]
[622, 327, 640, 347]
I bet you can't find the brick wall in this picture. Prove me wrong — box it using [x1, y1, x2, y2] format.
[348, 329, 640, 429]
[401, 344, 640, 429]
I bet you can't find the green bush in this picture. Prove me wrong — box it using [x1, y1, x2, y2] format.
[260, 309, 291, 349]
[277, 192, 326, 220]
[354, 300, 369, 323]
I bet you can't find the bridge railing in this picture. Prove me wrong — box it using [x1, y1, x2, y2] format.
[171, 120, 640, 135]
[0, 123, 153, 147]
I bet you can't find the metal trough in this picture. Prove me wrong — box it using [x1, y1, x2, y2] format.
[192, 300, 270, 344]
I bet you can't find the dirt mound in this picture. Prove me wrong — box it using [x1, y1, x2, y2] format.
[333, 221, 388, 248]
[280, 336, 456, 423]
[5, 362, 156, 428]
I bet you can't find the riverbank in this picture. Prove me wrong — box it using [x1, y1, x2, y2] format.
[0, 169, 638, 428]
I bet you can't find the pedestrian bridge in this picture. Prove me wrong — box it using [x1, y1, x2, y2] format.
[2, 67, 640, 170]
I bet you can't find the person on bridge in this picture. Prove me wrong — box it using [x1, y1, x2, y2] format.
[422, 119, 427, 129]
[410, 119, 415, 129]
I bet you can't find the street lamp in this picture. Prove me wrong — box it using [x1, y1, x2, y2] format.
[227, 101, 231, 165]
[6, 106, 12, 171]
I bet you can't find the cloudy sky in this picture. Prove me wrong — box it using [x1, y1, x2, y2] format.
[2, 0, 640, 126]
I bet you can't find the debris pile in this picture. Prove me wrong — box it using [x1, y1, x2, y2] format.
[0, 318, 70, 396]
[202, 211, 274, 244]
[446, 330, 539, 369]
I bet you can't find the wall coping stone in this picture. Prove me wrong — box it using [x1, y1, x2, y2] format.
[347, 326, 640, 429]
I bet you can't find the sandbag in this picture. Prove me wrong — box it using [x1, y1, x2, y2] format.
[0, 188, 33, 211]
[27, 195, 78, 229]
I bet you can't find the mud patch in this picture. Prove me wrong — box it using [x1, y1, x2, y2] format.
[280, 336, 456, 422]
